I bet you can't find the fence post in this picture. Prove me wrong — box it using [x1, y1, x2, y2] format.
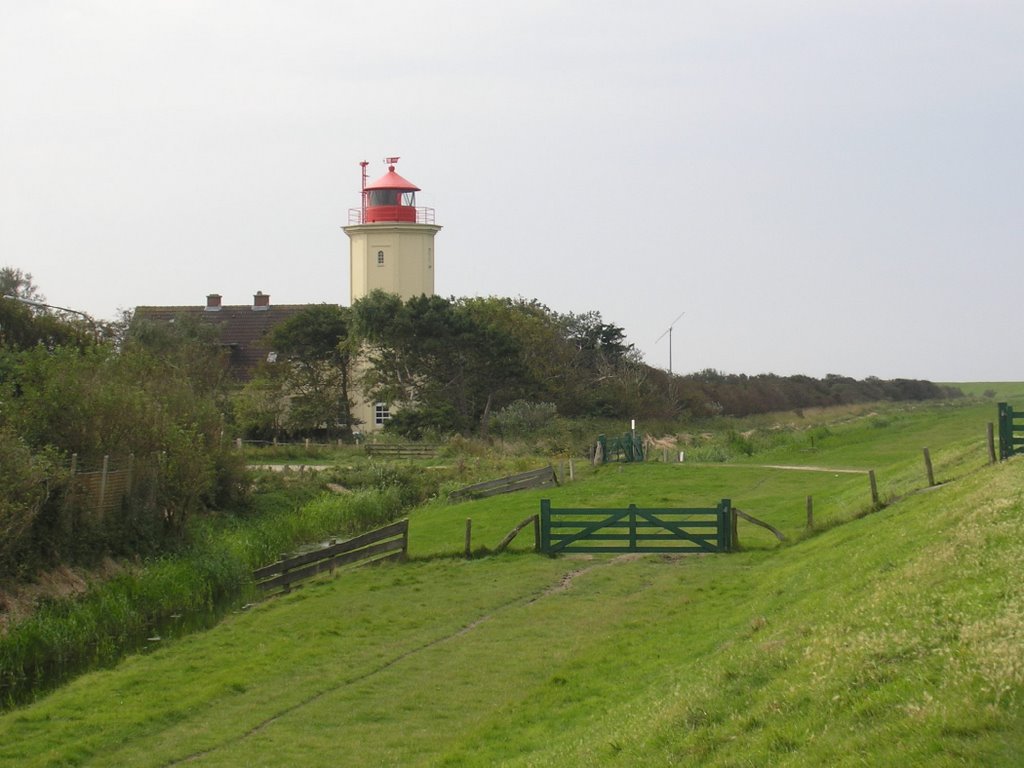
[719, 499, 732, 552]
[923, 448, 935, 487]
[628, 504, 638, 551]
[540, 499, 551, 553]
[987, 423, 997, 464]
[569, 459, 574, 481]
[98, 455, 109, 517]
[869, 470, 879, 508]
[730, 504, 739, 551]
[806, 495, 814, 529]
[464, 518, 472, 559]
[998, 403, 1011, 460]
[280, 553, 291, 593]
[65, 453, 79, 522]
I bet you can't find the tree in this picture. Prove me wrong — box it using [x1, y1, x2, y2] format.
[265, 304, 358, 440]
[0, 268, 93, 351]
[0, 267, 44, 303]
[0, 428, 64, 578]
[0, 273, 250, 575]
[457, 297, 578, 412]
[352, 292, 526, 437]
[234, 365, 290, 440]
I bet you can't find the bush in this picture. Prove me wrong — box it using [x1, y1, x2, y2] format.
[491, 401, 558, 439]
[0, 432, 64, 579]
[726, 430, 755, 457]
[1, 328, 247, 575]
[327, 462, 443, 508]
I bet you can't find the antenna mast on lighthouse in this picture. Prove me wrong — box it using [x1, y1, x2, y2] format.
[359, 161, 369, 223]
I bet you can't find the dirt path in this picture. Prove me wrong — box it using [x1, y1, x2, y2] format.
[247, 464, 331, 472]
[697, 463, 867, 474]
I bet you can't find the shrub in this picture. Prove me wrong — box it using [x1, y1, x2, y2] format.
[0, 432, 64, 579]
[491, 401, 558, 439]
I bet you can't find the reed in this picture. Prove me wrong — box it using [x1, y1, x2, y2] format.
[0, 486, 407, 709]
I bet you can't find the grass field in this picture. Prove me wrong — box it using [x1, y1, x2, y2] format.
[2, 393, 1023, 766]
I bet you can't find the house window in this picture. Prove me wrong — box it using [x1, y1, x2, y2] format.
[377, 250, 385, 266]
[374, 402, 391, 426]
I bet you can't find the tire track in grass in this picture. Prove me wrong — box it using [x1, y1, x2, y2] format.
[166, 559, 608, 766]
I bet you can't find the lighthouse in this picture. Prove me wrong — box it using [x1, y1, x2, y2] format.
[344, 157, 441, 304]
[344, 157, 441, 431]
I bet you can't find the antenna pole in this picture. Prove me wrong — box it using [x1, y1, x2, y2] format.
[655, 310, 686, 376]
[359, 161, 369, 223]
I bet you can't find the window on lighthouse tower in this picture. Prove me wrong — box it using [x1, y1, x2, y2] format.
[377, 250, 385, 266]
[368, 189, 398, 206]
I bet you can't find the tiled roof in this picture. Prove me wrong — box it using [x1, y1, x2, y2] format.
[133, 303, 317, 380]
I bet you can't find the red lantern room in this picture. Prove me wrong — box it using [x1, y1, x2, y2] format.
[356, 156, 423, 223]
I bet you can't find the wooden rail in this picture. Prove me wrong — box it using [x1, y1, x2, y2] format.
[365, 443, 440, 459]
[733, 508, 788, 543]
[448, 466, 558, 503]
[493, 514, 541, 554]
[253, 519, 408, 595]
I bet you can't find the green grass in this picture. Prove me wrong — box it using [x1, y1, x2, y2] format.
[0, 480, 410, 709]
[2, 395, 1023, 766]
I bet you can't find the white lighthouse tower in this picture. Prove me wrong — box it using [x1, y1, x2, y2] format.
[344, 157, 441, 304]
[344, 158, 441, 430]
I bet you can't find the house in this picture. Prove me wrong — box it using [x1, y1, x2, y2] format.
[133, 292, 309, 381]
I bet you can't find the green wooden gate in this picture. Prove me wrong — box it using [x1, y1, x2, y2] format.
[998, 402, 1024, 460]
[539, 499, 733, 554]
[597, 432, 645, 463]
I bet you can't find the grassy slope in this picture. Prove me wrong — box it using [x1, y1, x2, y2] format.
[2, 396, 1024, 766]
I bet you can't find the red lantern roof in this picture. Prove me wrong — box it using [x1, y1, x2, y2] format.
[364, 166, 420, 192]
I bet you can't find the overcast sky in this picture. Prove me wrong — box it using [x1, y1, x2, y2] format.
[2, 1, 1021, 381]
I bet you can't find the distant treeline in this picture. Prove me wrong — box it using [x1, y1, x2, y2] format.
[670, 370, 963, 419]
[240, 293, 962, 439]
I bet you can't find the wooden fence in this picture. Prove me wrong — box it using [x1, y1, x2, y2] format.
[365, 443, 440, 459]
[253, 519, 409, 595]
[68, 455, 133, 519]
[61, 453, 164, 521]
[998, 402, 1024, 460]
[539, 499, 734, 554]
[448, 466, 558, 503]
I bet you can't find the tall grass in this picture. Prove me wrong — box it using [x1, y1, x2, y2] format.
[0, 482, 406, 710]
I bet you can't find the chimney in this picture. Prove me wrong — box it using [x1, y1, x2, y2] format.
[205, 293, 222, 311]
[252, 291, 270, 311]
